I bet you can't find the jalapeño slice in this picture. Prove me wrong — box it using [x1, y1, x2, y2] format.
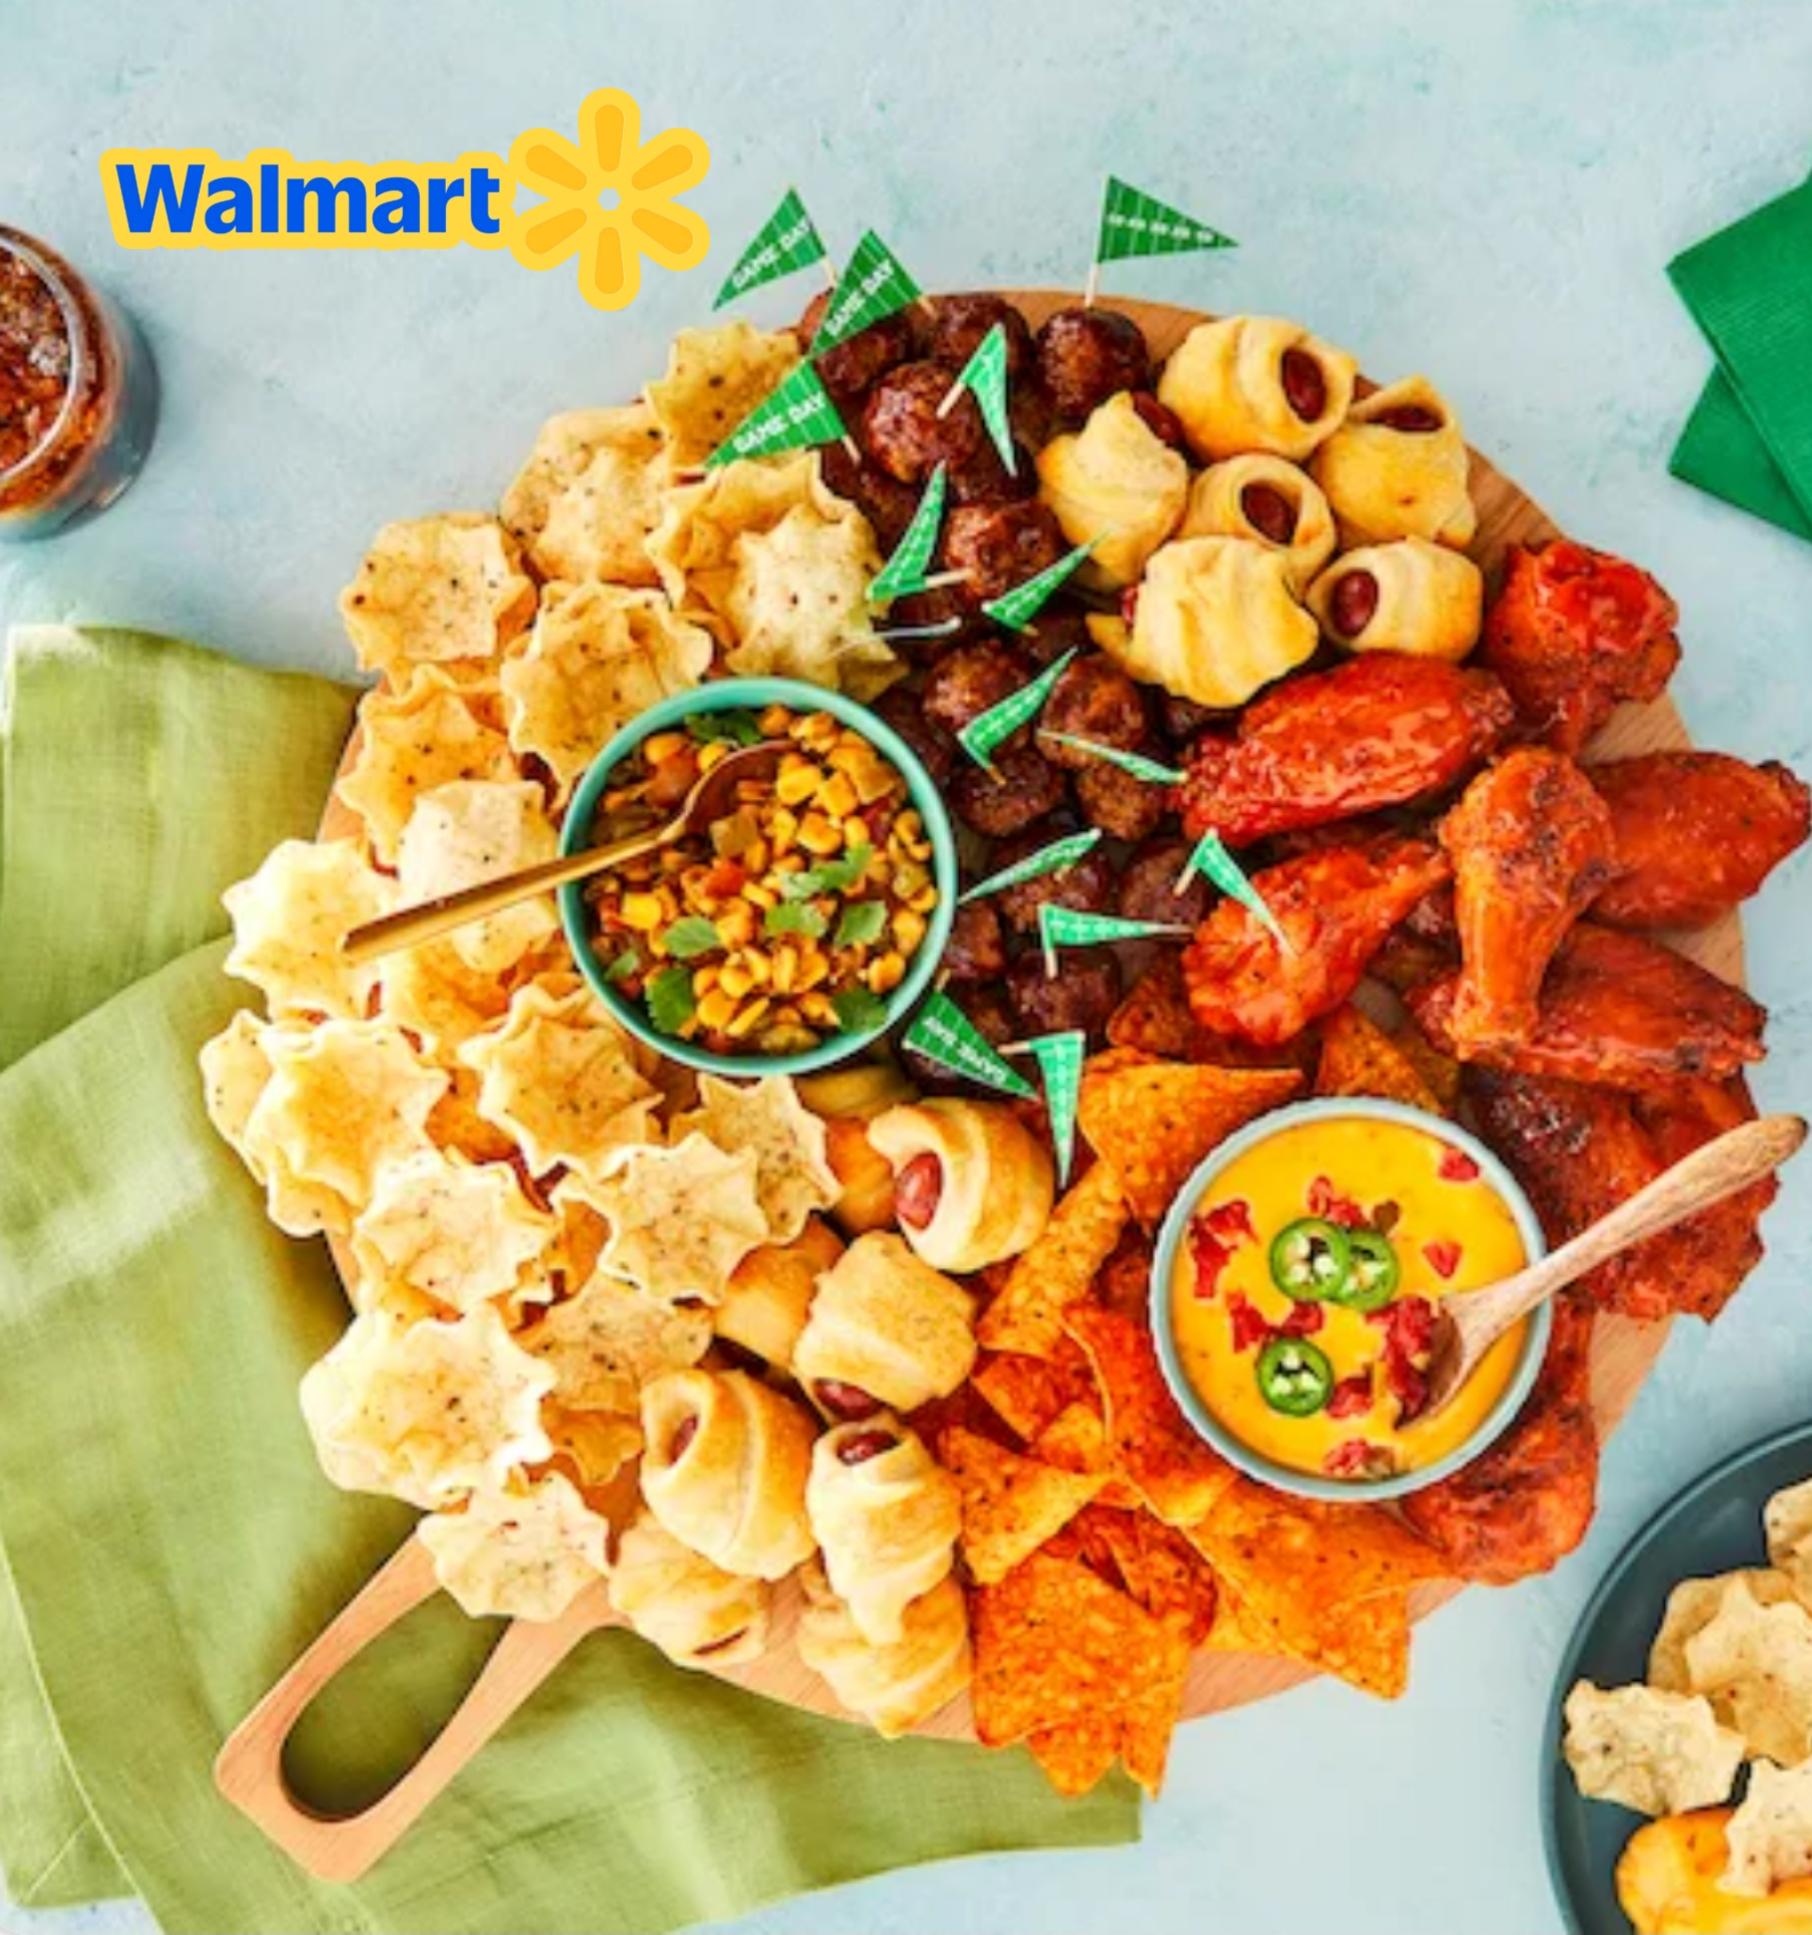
[1256, 1336, 1335, 1417]
[1330, 1229, 1401, 1312]
[1269, 1217, 1352, 1302]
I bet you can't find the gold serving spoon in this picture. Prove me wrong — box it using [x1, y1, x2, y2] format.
[339, 740, 785, 966]
[1421, 1111, 1806, 1420]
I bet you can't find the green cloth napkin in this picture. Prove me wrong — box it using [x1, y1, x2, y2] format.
[1669, 173, 1812, 542]
[0, 625, 1138, 1932]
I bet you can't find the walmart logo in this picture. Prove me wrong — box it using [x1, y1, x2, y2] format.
[99, 88, 709, 312]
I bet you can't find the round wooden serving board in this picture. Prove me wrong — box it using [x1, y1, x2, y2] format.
[219, 291, 1742, 1882]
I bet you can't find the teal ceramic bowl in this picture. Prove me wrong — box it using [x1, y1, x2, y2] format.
[1148, 1096, 1552, 1503]
[558, 678, 958, 1079]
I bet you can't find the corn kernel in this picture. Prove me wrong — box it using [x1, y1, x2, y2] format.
[696, 988, 737, 1031]
[641, 731, 689, 767]
[770, 944, 798, 994]
[716, 902, 757, 948]
[697, 739, 729, 772]
[776, 762, 822, 808]
[770, 805, 799, 855]
[817, 771, 858, 819]
[797, 812, 843, 856]
[866, 951, 908, 995]
[621, 891, 665, 932]
[692, 964, 720, 996]
[892, 908, 927, 955]
[743, 881, 778, 910]
[798, 950, 831, 991]
[719, 962, 755, 1000]
[908, 884, 939, 915]
[801, 992, 838, 1026]
[737, 948, 772, 987]
[758, 703, 792, 736]
[725, 996, 772, 1039]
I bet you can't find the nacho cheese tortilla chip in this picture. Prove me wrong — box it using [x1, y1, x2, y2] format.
[1315, 1002, 1445, 1115]
[978, 1161, 1128, 1359]
[942, 1425, 1106, 1585]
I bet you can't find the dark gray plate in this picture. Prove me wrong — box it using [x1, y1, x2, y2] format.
[1542, 1419, 1812, 1933]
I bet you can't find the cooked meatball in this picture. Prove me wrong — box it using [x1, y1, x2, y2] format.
[1039, 655, 1150, 767]
[924, 293, 1033, 380]
[922, 641, 1036, 735]
[1035, 306, 1151, 422]
[1116, 837, 1212, 927]
[990, 824, 1116, 935]
[943, 501, 1067, 606]
[817, 442, 922, 552]
[882, 585, 983, 657]
[950, 741, 1069, 838]
[946, 434, 1038, 507]
[1007, 949, 1123, 1040]
[901, 984, 1017, 1092]
[1159, 692, 1218, 746]
[1076, 757, 1166, 841]
[942, 899, 1007, 982]
[868, 686, 957, 787]
[860, 361, 987, 484]
[1021, 602, 1093, 669]
[798, 288, 918, 403]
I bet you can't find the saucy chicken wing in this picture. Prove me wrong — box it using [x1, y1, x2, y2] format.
[1182, 835, 1451, 1046]
[1399, 1291, 1598, 1585]
[1409, 922, 1765, 1092]
[1588, 751, 1810, 930]
[1174, 653, 1515, 845]
[1439, 748, 1617, 1049]
[1479, 539, 1680, 755]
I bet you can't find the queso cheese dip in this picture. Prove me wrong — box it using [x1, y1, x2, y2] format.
[1168, 1115, 1530, 1483]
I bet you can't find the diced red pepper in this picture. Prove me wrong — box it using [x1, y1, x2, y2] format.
[1307, 1175, 1365, 1227]
[1368, 1294, 1435, 1359]
[1189, 1199, 1254, 1301]
[1437, 1146, 1480, 1183]
[1204, 1198, 1255, 1244]
[1322, 1439, 1393, 1479]
[1385, 1352, 1429, 1424]
[702, 859, 747, 899]
[1327, 1371, 1373, 1420]
[1226, 1291, 1271, 1353]
[1422, 1239, 1463, 1281]
[1279, 1300, 1326, 1337]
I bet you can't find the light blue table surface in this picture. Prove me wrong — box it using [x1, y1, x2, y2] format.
[6, 3, 1811, 1931]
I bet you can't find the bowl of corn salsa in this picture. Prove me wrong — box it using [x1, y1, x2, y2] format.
[1150, 1097, 1551, 1502]
[559, 678, 957, 1076]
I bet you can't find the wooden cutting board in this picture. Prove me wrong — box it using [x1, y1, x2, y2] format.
[217, 289, 1741, 1881]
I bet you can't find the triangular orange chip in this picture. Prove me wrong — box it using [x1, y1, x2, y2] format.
[978, 1160, 1128, 1358]
[1315, 1003, 1444, 1115]
[1025, 1715, 1123, 1797]
[943, 1426, 1105, 1585]
[971, 1346, 1092, 1444]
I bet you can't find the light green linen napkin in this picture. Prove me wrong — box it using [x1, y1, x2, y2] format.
[0, 625, 1139, 1931]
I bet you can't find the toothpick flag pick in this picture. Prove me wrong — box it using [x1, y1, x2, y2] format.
[904, 991, 1034, 1098]
[1036, 732, 1185, 785]
[877, 615, 963, 644]
[812, 230, 922, 354]
[868, 463, 947, 602]
[706, 361, 850, 468]
[1177, 828, 1293, 953]
[1087, 175, 1237, 305]
[937, 321, 1016, 471]
[957, 648, 1077, 771]
[1038, 904, 1192, 977]
[713, 186, 829, 308]
[958, 828, 1103, 905]
[1019, 1030, 1086, 1186]
[982, 540, 1096, 632]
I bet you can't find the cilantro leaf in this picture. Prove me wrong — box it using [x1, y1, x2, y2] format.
[783, 843, 875, 899]
[831, 988, 890, 1035]
[661, 915, 721, 960]
[686, 708, 763, 747]
[834, 900, 888, 948]
[765, 901, 827, 938]
[603, 948, 641, 986]
[645, 966, 697, 1036]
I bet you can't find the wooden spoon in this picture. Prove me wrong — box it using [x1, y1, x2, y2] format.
[1421, 1112, 1805, 1420]
[339, 740, 785, 965]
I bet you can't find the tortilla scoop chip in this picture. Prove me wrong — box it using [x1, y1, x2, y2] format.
[420, 1471, 610, 1623]
[1767, 1477, 1812, 1601]
[1562, 1681, 1746, 1818]
[971, 1549, 1189, 1749]
[1683, 1574, 1812, 1766]
[645, 320, 801, 469]
[1649, 1568, 1800, 1694]
[222, 838, 397, 1020]
[1078, 1054, 1302, 1227]
[1315, 1003, 1444, 1115]
[501, 403, 668, 587]
[339, 513, 535, 675]
[1062, 1303, 1236, 1527]
[972, 1347, 1094, 1445]
[943, 1426, 1105, 1586]
[1725, 1756, 1812, 1898]
[978, 1161, 1128, 1359]
[396, 780, 560, 978]
[722, 505, 896, 699]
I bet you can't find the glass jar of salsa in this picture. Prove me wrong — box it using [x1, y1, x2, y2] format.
[0, 226, 158, 541]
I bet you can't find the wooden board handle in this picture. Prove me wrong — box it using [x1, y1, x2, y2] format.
[214, 1533, 607, 1883]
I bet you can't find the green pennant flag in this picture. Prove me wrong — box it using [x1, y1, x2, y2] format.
[868, 463, 947, 603]
[712, 186, 828, 308]
[1021, 1030, 1086, 1186]
[705, 360, 848, 468]
[982, 541, 1095, 633]
[1178, 827, 1292, 952]
[941, 321, 1016, 471]
[957, 828, 1102, 905]
[903, 990, 1034, 1098]
[1035, 731, 1184, 786]
[813, 230, 922, 354]
[1038, 904, 1192, 978]
[1096, 175, 1238, 265]
[957, 648, 1077, 771]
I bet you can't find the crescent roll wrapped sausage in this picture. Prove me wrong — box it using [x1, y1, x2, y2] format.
[866, 1099, 1054, 1274]
[793, 1232, 976, 1420]
[1180, 454, 1337, 594]
[639, 1367, 816, 1579]
[1158, 315, 1357, 464]
[806, 1417, 960, 1643]
[714, 1216, 843, 1372]
[795, 1560, 971, 1738]
[1308, 536, 1484, 663]
[1106, 536, 1318, 710]
[606, 1510, 771, 1667]
[1309, 375, 1477, 548]
[1035, 391, 1189, 589]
